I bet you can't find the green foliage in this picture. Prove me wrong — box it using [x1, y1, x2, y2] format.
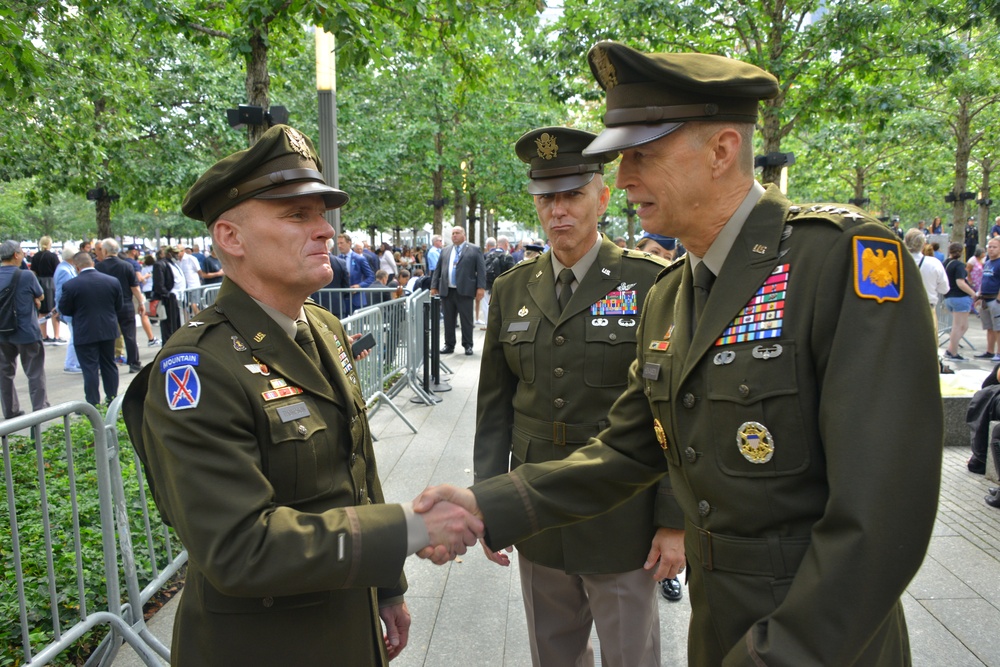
[0, 413, 176, 666]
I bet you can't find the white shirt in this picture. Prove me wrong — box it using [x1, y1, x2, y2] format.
[179, 253, 202, 289]
[911, 252, 949, 306]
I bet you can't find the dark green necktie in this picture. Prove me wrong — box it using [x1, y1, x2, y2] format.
[557, 268, 575, 313]
[693, 261, 716, 324]
[295, 319, 322, 367]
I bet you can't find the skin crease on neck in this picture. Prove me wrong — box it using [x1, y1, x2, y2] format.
[615, 123, 753, 259]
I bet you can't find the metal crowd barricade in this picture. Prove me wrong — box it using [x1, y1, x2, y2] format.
[340, 304, 418, 434]
[1, 404, 166, 666]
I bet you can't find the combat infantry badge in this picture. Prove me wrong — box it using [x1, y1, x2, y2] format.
[535, 133, 558, 160]
[737, 421, 774, 464]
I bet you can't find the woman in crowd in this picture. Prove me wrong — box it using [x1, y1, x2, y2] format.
[943, 242, 978, 361]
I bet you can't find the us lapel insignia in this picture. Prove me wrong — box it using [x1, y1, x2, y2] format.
[601, 268, 611, 276]
[752, 244, 767, 254]
[737, 421, 774, 464]
[253, 332, 266, 343]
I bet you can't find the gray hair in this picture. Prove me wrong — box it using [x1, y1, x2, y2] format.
[100, 237, 120, 255]
[903, 228, 926, 253]
[60, 241, 79, 262]
[0, 240, 20, 261]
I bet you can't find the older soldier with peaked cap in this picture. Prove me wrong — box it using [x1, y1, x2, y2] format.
[417, 43, 942, 666]
[122, 125, 482, 666]
[474, 127, 681, 667]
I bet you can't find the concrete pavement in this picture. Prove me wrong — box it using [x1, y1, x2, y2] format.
[33, 315, 995, 666]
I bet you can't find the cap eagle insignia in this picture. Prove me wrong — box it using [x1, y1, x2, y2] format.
[535, 133, 558, 160]
[284, 127, 313, 161]
[861, 246, 898, 289]
[590, 46, 618, 90]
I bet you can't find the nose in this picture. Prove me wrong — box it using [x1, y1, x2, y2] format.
[616, 153, 636, 189]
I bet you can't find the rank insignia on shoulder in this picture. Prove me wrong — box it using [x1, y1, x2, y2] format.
[165, 365, 200, 411]
[653, 418, 668, 450]
[854, 236, 903, 303]
[187, 321, 205, 328]
[737, 421, 774, 464]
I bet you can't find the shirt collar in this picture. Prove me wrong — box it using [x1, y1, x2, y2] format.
[251, 297, 304, 340]
[689, 180, 766, 277]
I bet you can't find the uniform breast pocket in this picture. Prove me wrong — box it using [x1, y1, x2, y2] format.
[707, 341, 809, 477]
[501, 317, 540, 383]
[583, 323, 637, 387]
[263, 397, 334, 503]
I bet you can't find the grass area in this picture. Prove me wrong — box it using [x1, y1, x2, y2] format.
[1, 409, 174, 666]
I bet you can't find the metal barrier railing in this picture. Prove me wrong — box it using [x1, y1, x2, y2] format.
[1, 404, 166, 666]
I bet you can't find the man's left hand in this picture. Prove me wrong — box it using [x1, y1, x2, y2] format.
[379, 601, 410, 660]
[644, 527, 685, 580]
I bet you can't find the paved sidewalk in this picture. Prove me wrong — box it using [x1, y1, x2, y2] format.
[75, 318, 1000, 666]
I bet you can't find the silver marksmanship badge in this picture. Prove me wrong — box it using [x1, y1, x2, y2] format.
[737, 421, 774, 464]
[518, 306, 529, 317]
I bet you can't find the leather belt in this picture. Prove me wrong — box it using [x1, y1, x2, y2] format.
[690, 522, 810, 577]
[512, 413, 608, 447]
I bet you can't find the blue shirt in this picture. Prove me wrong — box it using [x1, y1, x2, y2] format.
[0, 265, 43, 344]
[426, 246, 441, 272]
[979, 257, 1000, 296]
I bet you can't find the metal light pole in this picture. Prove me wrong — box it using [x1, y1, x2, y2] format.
[316, 28, 341, 233]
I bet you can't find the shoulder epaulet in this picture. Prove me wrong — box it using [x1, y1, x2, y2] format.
[786, 203, 874, 230]
[620, 248, 672, 268]
[503, 255, 539, 272]
[655, 256, 687, 283]
[161, 305, 227, 344]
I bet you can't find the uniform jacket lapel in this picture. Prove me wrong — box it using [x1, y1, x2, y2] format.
[680, 188, 788, 382]
[526, 253, 561, 326]
[214, 281, 343, 408]
[311, 315, 361, 417]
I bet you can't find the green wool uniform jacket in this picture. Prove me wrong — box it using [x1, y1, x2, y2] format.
[474, 234, 683, 573]
[123, 279, 407, 667]
[473, 186, 942, 666]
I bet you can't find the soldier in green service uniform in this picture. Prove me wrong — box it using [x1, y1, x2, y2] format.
[474, 127, 684, 667]
[416, 43, 942, 666]
[122, 125, 482, 666]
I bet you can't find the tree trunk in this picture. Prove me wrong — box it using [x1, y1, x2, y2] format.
[246, 27, 271, 145]
[96, 195, 112, 239]
[626, 214, 636, 247]
[979, 156, 993, 241]
[952, 92, 973, 233]
[467, 192, 478, 245]
[432, 133, 444, 235]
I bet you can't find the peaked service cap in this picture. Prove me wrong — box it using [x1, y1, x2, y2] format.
[182, 124, 349, 224]
[583, 41, 779, 155]
[515, 127, 619, 195]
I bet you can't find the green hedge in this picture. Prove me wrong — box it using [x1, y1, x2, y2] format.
[1, 410, 175, 666]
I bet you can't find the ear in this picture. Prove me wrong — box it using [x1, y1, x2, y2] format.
[596, 182, 611, 217]
[212, 218, 245, 259]
[710, 127, 743, 178]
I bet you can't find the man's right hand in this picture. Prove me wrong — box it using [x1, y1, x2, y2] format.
[413, 485, 483, 564]
[418, 499, 483, 565]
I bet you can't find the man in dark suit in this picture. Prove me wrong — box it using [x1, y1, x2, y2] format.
[312, 239, 349, 318]
[336, 233, 375, 313]
[430, 226, 486, 355]
[59, 251, 124, 406]
[96, 238, 146, 372]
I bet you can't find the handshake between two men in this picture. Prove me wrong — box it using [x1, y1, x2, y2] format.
[412, 484, 483, 564]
